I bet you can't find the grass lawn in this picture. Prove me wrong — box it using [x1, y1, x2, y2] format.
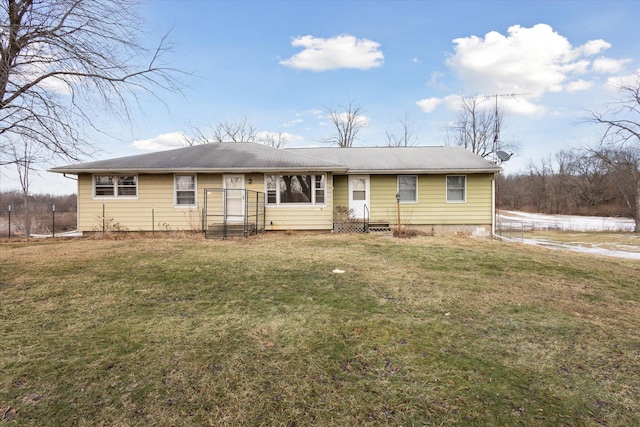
[1, 233, 639, 425]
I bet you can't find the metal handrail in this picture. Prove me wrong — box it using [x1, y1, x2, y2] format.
[363, 204, 370, 233]
[203, 188, 265, 239]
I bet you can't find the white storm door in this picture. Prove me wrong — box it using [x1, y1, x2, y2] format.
[348, 175, 370, 219]
[224, 174, 245, 222]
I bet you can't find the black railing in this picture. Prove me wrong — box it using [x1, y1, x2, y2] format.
[333, 204, 371, 234]
[363, 204, 370, 233]
[203, 188, 265, 239]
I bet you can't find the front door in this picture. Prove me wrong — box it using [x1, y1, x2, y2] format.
[224, 174, 245, 222]
[348, 175, 370, 219]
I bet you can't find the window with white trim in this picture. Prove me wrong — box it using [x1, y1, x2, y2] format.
[446, 175, 466, 202]
[175, 175, 196, 206]
[265, 174, 326, 205]
[94, 175, 137, 198]
[398, 175, 417, 203]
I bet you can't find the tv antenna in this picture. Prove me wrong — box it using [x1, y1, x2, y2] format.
[476, 93, 527, 164]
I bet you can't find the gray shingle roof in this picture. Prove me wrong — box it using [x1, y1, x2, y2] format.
[50, 142, 346, 174]
[49, 142, 501, 174]
[288, 146, 501, 174]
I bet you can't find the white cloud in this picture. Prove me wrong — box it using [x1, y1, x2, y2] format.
[416, 97, 443, 113]
[592, 57, 631, 74]
[427, 71, 445, 89]
[282, 118, 304, 128]
[579, 39, 611, 56]
[280, 34, 384, 71]
[446, 23, 620, 98]
[328, 111, 370, 127]
[131, 132, 186, 151]
[439, 94, 545, 116]
[284, 109, 326, 127]
[256, 131, 304, 144]
[605, 70, 640, 90]
[500, 96, 546, 115]
[565, 79, 593, 92]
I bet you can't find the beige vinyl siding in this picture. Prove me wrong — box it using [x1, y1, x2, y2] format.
[78, 173, 266, 232]
[368, 174, 494, 226]
[78, 174, 206, 231]
[332, 175, 349, 208]
[77, 171, 493, 232]
[264, 172, 333, 230]
[78, 172, 333, 232]
[264, 206, 333, 230]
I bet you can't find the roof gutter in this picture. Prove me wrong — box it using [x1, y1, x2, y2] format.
[51, 167, 500, 175]
[49, 167, 350, 175]
[344, 168, 502, 174]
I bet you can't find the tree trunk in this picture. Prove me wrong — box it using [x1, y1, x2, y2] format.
[23, 194, 30, 237]
[635, 176, 640, 233]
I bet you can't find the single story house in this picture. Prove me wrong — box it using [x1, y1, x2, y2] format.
[49, 142, 502, 237]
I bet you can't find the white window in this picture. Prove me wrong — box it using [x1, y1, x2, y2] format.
[398, 175, 417, 203]
[175, 175, 196, 206]
[94, 175, 115, 196]
[94, 175, 137, 198]
[315, 175, 326, 204]
[446, 175, 466, 202]
[266, 175, 278, 204]
[352, 178, 366, 201]
[265, 174, 326, 205]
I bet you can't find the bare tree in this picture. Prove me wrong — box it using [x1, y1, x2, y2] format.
[564, 150, 613, 212]
[446, 95, 517, 160]
[211, 116, 258, 143]
[324, 101, 368, 148]
[183, 116, 258, 145]
[259, 131, 289, 149]
[0, 0, 179, 163]
[11, 138, 45, 236]
[526, 155, 556, 213]
[586, 73, 640, 232]
[386, 111, 417, 147]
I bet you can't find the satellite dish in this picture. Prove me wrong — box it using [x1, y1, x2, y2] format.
[496, 150, 513, 162]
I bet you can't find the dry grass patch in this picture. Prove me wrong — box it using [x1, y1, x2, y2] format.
[526, 231, 640, 253]
[1, 233, 640, 425]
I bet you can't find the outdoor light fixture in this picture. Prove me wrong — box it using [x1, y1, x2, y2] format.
[395, 193, 400, 202]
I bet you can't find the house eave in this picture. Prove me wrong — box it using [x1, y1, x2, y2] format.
[49, 167, 500, 175]
[48, 167, 349, 175]
[339, 168, 502, 175]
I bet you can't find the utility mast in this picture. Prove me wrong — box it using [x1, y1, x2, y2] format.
[481, 93, 524, 163]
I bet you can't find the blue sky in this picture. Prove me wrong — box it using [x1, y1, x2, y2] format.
[3, 0, 639, 194]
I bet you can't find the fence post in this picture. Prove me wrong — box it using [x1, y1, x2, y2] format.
[52, 204, 56, 238]
[152, 204, 155, 235]
[102, 203, 105, 234]
[7, 205, 11, 239]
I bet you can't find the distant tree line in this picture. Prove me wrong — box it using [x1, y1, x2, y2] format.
[0, 191, 76, 236]
[498, 149, 636, 220]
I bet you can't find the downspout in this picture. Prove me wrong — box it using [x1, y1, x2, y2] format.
[491, 174, 496, 238]
[63, 173, 81, 235]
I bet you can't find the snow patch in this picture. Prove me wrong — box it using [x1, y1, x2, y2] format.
[498, 211, 639, 260]
[499, 210, 635, 232]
